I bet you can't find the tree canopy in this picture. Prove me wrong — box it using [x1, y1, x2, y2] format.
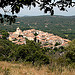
[0, 0, 75, 24]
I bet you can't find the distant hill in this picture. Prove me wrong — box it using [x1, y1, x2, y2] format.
[0, 15, 75, 40]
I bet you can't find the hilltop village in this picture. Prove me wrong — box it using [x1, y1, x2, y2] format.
[8, 27, 70, 48]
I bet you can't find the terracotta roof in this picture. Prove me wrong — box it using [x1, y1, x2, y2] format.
[26, 33, 35, 37]
[0, 35, 2, 37]
[11, 36, 16, 38]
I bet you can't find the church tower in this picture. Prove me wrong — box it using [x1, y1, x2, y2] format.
[15, 27, 23, 36]
[16, 27, 20, 32]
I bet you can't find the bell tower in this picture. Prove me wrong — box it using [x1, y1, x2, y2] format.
[16, 27, 20, 32]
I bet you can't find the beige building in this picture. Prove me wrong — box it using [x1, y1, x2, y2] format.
[8, 27, 70, 47]
[9, 27, 26, 45]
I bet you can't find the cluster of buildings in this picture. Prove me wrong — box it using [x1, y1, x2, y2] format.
[8, 27, 70, 48]
[0, 35, 2, 38]
[8, 27, 26, 45]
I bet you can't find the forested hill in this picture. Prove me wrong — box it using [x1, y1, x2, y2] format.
[0, 15, 75, 40]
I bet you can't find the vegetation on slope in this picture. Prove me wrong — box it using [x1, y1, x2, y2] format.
[0, 61, 75, 75]
[0, 39, 50, 65]
[0, 37, 75, 68]
[0, 15, 75, 40]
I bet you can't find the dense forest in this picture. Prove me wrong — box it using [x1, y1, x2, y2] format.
[0, 15, 75, 40]
[0, 36, 75, 68]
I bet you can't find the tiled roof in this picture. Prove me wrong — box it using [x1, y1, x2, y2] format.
[26, 33, 35, 37]
[8, 28, 70, 47]
[0, 35, 2, 37]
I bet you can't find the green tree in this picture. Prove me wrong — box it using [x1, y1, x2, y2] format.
[34, 33, 38, 36]
[65, 39, 75, 64]
[0, 39, 12, 60]
[2, 31, 9, 39]
[55, 42, 60, 46]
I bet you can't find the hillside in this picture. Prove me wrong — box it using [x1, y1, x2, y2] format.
[0, 15, 75, 75]
[0, 61, 75, 75]
[0, 15, 75, 40]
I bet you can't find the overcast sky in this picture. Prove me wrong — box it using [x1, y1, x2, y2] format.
[16, 5, 75, 16]
[16, 0, 75, 16]
[0, 4, 75, 16]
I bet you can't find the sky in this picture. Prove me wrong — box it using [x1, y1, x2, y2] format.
[0, 2, 75, 16]
[15, 0, 75, 16]
[16, 5, 75, 16]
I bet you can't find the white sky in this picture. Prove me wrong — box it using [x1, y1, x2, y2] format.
[16, 5, 75, 16]
[0, 1, 75, 16]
